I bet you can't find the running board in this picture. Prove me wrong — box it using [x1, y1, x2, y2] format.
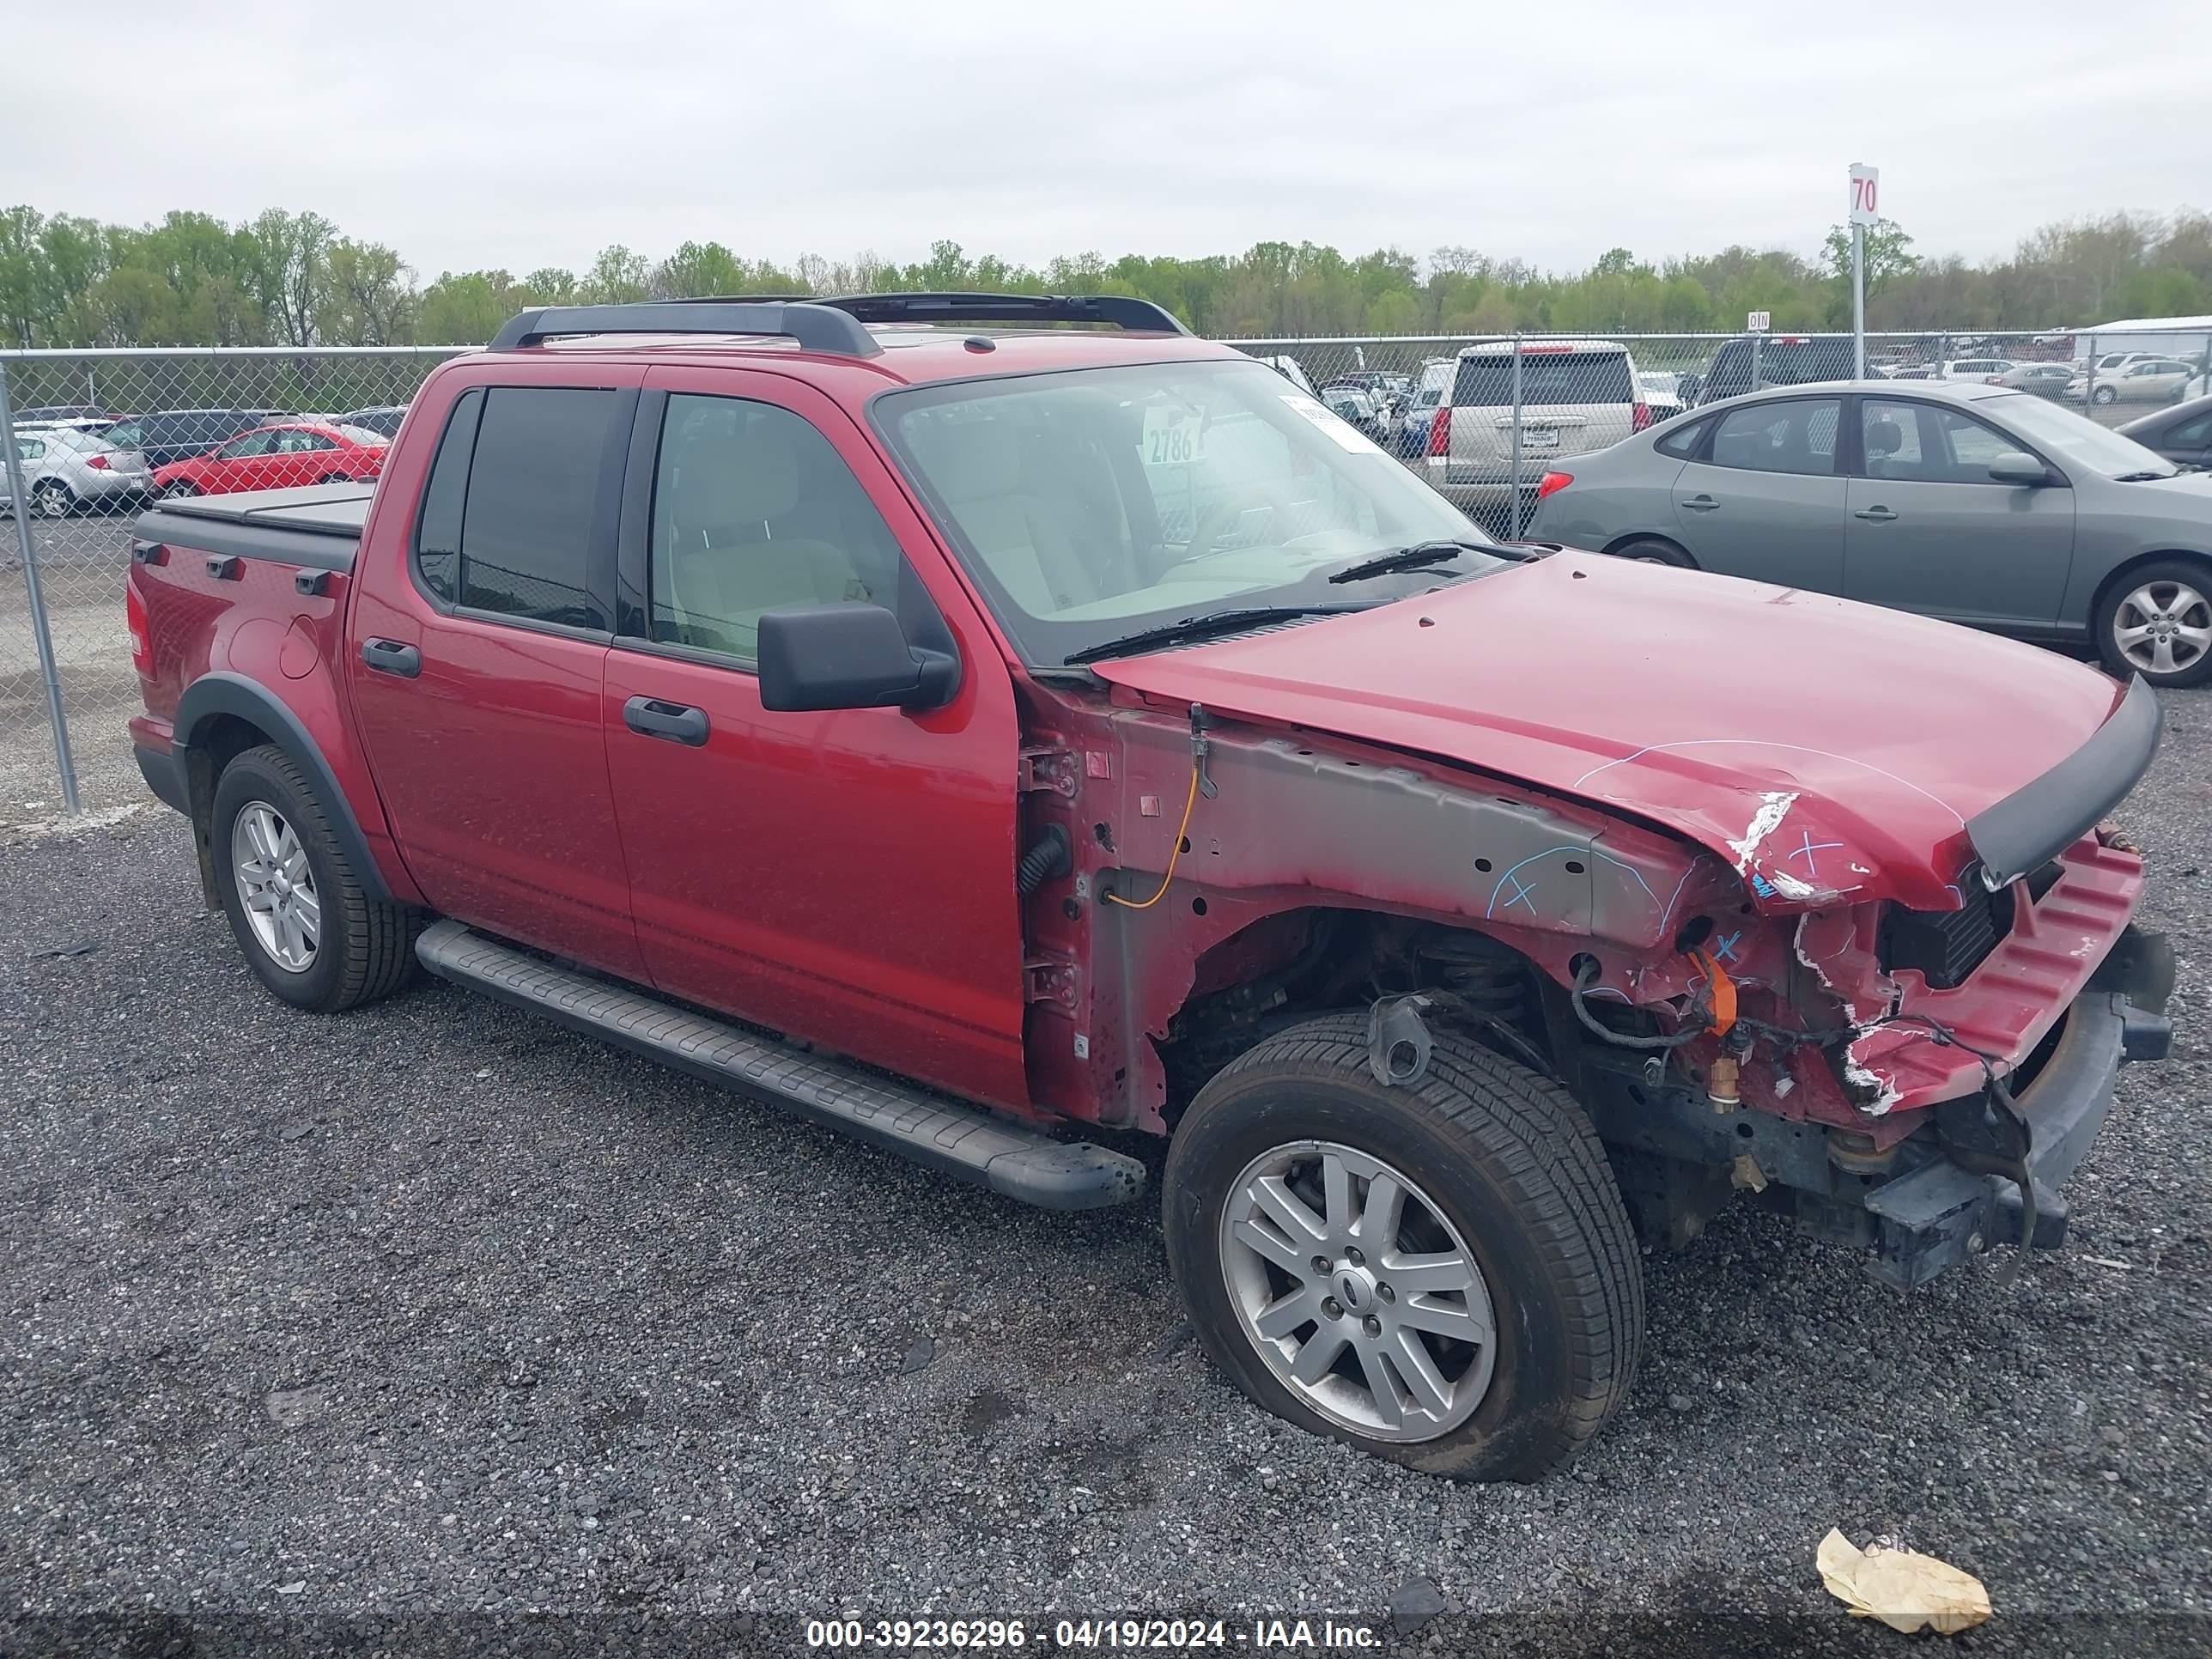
[415, 920, 1145, 1211]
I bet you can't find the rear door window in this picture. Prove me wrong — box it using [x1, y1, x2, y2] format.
[453, 387, 619, 629]
[1454, 351, 1633, 408]
[1710, 399, 1841, 476]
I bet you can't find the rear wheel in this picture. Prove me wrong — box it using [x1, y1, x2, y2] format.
[1608, 536, 1695, 568]
[1163, 1014, 1643, 1480]
[33, 479, 73, 519]
[2096, 560, 2212, 687]
[211, 744, 421, 1012]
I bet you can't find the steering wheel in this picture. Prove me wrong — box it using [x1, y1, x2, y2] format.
[1175, 482, 1303, 571]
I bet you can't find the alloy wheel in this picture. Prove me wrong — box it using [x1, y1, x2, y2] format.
[232, 801, 320, 973]
[2113, 580, 2212, 678]
[1218, 1139, 1496, 1442]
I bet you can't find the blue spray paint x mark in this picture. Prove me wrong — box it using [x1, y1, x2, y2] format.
[1710, 929, 1743, 964]
[1498, 873, 1539, 915]
[1786, 830, 1844, 875]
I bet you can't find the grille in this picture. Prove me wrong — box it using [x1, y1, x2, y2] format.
[1878, 879, 2017, 989]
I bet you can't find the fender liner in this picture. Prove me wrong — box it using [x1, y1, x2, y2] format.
[173, 672, 398, 903]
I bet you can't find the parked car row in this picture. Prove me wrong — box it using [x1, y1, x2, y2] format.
[3, 404, 406, 516]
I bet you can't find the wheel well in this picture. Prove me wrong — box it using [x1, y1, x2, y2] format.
[182, 713, 272, 904]
[1600, 531, 1696, 568]
[2087, 549, 2212, 633]
[1158, 909, 1558, 1125]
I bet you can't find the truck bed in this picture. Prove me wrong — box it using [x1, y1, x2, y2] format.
[135, 482, 371, 571]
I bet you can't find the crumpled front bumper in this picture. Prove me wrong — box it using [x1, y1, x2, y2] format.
[1862, 925, 2174, 1288]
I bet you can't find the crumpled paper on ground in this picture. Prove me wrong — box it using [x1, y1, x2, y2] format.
[1818, 1528, 1992, 1635]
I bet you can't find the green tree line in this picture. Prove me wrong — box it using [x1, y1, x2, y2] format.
[3, 203, 2209, 349]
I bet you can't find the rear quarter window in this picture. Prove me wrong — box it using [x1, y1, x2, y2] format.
[453, 386, 618, 630]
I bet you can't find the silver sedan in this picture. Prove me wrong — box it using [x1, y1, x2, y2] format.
[3, 426, 154, 516]
[1524, 380, 2212, 686]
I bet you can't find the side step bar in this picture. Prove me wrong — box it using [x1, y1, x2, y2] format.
[415, 920, 1146, 1212]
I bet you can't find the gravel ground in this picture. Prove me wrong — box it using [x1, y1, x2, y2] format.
[2, 693, 2209, 1658]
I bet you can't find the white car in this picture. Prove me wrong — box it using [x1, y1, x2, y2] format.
[3, 427, 154, 517]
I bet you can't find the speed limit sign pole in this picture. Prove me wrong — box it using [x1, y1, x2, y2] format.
[1849, 163, 1878, 378]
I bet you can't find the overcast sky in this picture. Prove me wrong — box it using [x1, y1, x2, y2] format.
[7, 1, 2207, 279]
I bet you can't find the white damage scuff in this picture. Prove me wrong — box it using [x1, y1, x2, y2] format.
[1791, 915, 1904, 1115]
[1727, 790, 1799, 872]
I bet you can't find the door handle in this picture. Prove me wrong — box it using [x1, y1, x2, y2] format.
[623, 695, 711, 747]
[1681, 495, 1720, 511]
[1853, 506, 1899, 522]
[360, 637, 421, 678]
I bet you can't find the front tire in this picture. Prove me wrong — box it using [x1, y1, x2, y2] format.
[161, 479, 200, 499]
[2092, 384, 2118, 406]
[211, 744, 420, 1012]
[1163, 1014, 1643, 1480]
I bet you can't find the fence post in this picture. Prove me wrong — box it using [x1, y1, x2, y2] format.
[2084, 337, 2097, 411]
[1507, 333, 1525, 539]
[0, 362, 81, 813]
[1750, 331, 1762, 394]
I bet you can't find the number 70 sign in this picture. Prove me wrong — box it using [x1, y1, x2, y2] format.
[1849, 164, 1880, 226]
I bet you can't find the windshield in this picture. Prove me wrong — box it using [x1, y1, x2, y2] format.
[877, 360, 1499, 666]
[1992, 393, 2179, 477]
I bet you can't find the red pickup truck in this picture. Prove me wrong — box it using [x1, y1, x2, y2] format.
[126, 294, 2172, 1480]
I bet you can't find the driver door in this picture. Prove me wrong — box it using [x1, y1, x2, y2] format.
[600, 367, 1030, 1111]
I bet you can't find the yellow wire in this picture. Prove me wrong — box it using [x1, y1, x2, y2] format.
[1102, 756, 1201, 910]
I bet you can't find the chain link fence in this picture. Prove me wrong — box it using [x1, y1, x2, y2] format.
[4, 326, 2209, 816]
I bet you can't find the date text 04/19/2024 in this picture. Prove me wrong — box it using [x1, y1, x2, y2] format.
[803, 1618, 1383, 1649]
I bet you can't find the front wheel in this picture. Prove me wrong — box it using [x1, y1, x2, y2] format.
[1163, 1014, 1643, 1480]
[160, 479, 200, 499]
[212, 744, 421, 1012]
[2091, 384, 2118, 406]
[2096, 561, 2212, 687]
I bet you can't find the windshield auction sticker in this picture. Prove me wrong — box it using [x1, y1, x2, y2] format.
[1279, 392, 1381, 454]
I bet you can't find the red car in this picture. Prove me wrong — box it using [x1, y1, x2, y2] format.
[152, 421, 386, 498]
[124, 295, 2171, 1481]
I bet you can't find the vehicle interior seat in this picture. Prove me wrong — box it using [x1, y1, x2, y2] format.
[908, 415, 1104, 616]
[659, 419, 865, 657]
[1863, 416, 1906, 477]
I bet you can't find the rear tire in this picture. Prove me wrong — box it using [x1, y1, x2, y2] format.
[211, 744, 421, 1013]
[1163, 1013, 1643, 1481]
[1608, 536, 1695, 568]
[2094, 559, 2212, 687]
[33, 480, 73, 519]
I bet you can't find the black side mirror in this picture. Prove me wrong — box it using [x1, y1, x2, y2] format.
[757, 603, 960, 714]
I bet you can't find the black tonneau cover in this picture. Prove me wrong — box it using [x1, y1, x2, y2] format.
[134, 482, 371, 573]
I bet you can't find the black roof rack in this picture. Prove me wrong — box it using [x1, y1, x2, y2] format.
[811, 292, 1191, 336]
[484, 290, 1192, 356]
[487, 301, 884, 356]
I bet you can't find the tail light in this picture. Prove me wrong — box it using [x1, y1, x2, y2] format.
[1535, 471, 1575, 500]
[126, 580, 152, 675]
[85, 453, 111, 471]
[1427, 405, 1451, 457]
[1631, 404, 1654, 433]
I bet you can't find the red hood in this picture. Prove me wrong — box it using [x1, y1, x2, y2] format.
[1093, 552, 2128, 912]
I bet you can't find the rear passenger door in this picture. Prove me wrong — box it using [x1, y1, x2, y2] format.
[600, 366, 1029, 1112]
[1844, 398, 2075, 627]
[1666, 397, 1846, 592]
[347, 364, 652, 981]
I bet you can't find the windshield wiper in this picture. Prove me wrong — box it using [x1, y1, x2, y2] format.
[2112, 470, 2176, 483]
[1062, 604, 1364, 665]
[1327, 537, 1534, 585]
